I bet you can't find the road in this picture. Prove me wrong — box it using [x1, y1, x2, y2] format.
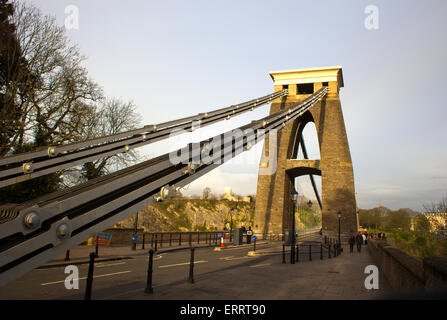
[0, 241, 279, 300]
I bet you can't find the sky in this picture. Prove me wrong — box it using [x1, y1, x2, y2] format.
[27, 0, 447, 211]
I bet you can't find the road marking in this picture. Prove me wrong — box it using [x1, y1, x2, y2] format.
[40, 271, 131, 286]
[218, 256, 235, 260]
[221, 256, 252, 261]
[249, 263, 272, 268]
[159, 260, 207, 268]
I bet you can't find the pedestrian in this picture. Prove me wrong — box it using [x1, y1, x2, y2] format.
[246, 226, 253, 244]
[355, 232, 363, 253]
[364, 233, 368, 245]
[348, 235, 355, 253]
[382, 233, 386, 240]
[361, 233, 366, 245]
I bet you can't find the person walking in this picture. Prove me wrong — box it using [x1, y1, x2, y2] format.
[348, 235, 355, 253]
[355, 232, 363, 253]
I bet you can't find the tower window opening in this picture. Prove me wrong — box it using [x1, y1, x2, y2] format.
[298, 83, 314, 94]
[322, 82, 328, 87]
[283, 85, 289, 90]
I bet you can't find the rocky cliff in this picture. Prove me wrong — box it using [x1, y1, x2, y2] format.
[113, 199, 255, 232]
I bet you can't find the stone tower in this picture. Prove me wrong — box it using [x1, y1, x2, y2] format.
[253, 66, 358, 241]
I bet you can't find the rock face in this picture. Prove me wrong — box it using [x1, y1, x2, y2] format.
[113, 199, 255, 232]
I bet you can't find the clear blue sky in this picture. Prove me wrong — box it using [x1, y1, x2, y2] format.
[29, 0, 447, 211]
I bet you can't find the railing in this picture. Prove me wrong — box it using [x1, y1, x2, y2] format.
[138, 231, 224, 250]
[282, 237, 342, 264]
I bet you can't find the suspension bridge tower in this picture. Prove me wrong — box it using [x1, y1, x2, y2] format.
[253, 66, 358, 242]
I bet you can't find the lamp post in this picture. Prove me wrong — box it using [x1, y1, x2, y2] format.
[291, 189, 298, 264]
[230, 208, 234, 242]
[337, 210, 342, 247]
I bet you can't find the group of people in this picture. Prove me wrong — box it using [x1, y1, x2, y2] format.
[348, 231, 387, 253]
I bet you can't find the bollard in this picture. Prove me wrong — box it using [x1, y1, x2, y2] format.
[64, 250, 70, 262]
[84, 252, 96, 300]
[296, 244, 299, 263]
[253, 238, 257, 252]
[145, 249, 154, 294]
[142, 234, 145, 250]
[189, 247, 195, 283]
[290, 244, 295, 264]
[328, 244, 332, 259]
[334, 243, 337, 257]
[179, 232, 182, 246]
[309, 244, 312, 261]
[282, 244, 286, 264]
[154, 236, 158, 252]
[160, 233, 163, 248]
[320, 244, 323, 260]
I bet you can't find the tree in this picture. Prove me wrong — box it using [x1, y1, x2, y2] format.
[0, 1, 102, 203]
[383, 209, 411, 231]
[413, 214, 431, 233]
[202, 187, 212, 200]
[423, 194, 447, 213]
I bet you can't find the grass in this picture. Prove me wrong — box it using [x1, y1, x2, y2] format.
[368, 228, 447, 260]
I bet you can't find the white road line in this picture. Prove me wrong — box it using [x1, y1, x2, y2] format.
[158, 260, 207, 268]
[40, 271, 131, 286]
[221, 256, 252, 261]
[249, 263, 272, 268]
[218, 256, 235, 260]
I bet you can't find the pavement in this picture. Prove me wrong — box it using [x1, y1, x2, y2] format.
[91, 240, 392, 300]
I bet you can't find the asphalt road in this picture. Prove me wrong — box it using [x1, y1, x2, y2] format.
[0, 241, 280, 300]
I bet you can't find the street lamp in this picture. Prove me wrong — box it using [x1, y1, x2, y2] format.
[337, 211, 342, 247]
[291, 189, 298, 264]
[230, 208, 234, 242]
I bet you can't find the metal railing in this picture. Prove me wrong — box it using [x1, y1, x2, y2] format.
[282, 237, 342, 264]
[138, 231, 223, 250]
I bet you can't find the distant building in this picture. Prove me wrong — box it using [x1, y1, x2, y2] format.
[221, 187, 252, 202]
[422, 212, 447, 232]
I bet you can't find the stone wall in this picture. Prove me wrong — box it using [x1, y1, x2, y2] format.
[368, 239, 447, 292]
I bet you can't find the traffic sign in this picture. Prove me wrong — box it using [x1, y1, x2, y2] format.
[253, 236, 257, 241]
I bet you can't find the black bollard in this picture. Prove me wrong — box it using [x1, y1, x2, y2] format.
[290, 244, 295, 264]
[84, 252, 96, 300]
[320, 244, 323, 260]
[145, 249, 154, 294]
[64, 250, 70, 262]
[142, 234, 145, 250]
[179, 232, 182, 246]
[309, 244, 312, 261]
[328, 244, 332, 259]
[282, 244, 286, 264]
[253, 238, 257, 252]
[189, 247, 195, 283]
[296, 244, 299, 262]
